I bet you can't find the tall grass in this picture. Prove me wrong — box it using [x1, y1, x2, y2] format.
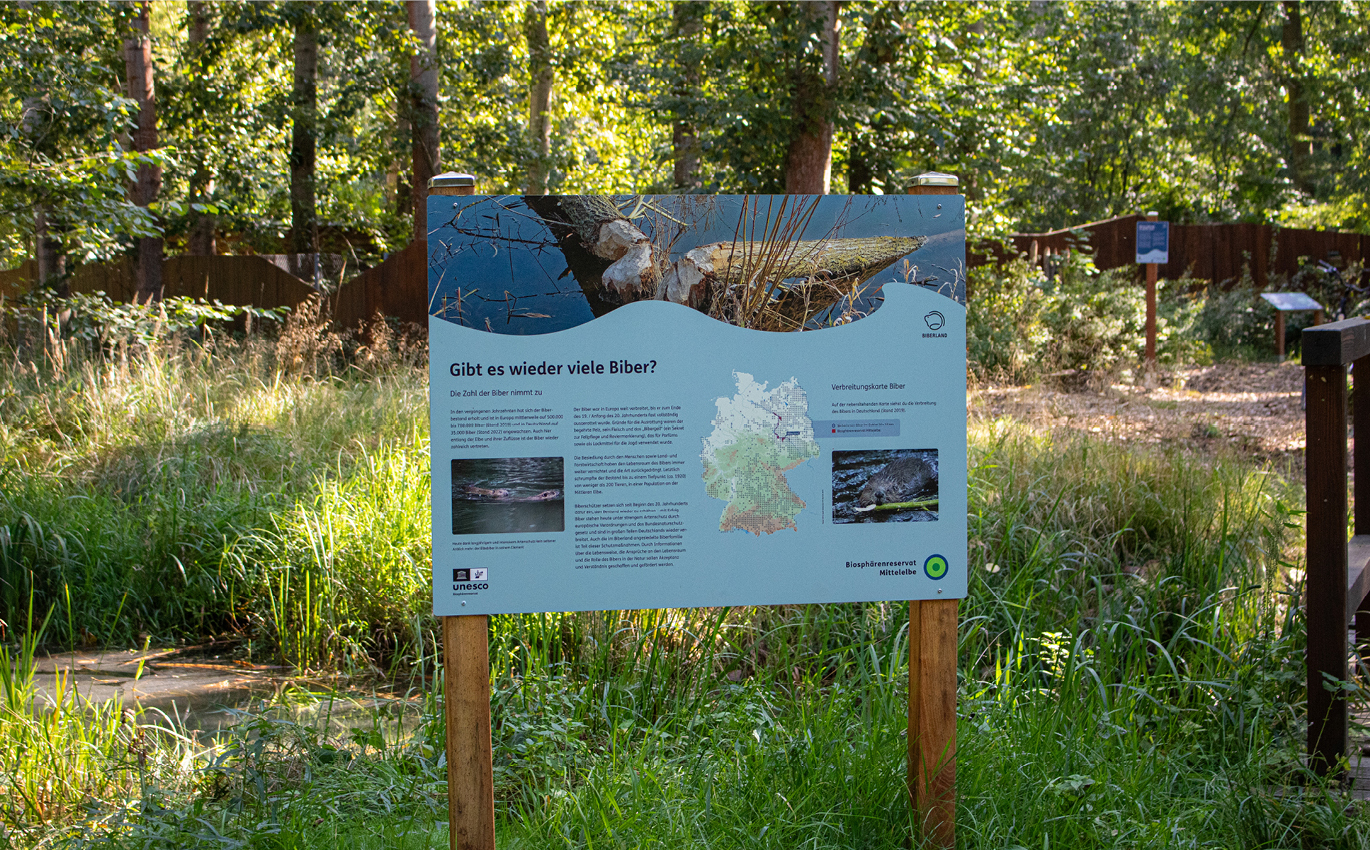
[4, 321, 1367, 847]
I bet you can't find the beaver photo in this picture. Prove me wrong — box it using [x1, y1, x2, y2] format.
[527, 489, 562, 501]
[462, 485, 511, 498]
[855, 456, 935, 511]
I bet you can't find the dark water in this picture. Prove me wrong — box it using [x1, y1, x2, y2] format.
[831, 449, 938, 524]
[451, 457, 565, 534]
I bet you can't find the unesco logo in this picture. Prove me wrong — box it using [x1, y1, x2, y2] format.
[923, 555, 948, 580]
[453, 568, 488, 582]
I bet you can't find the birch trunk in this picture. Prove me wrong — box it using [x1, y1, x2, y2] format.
[524, 1, 553, 195]
[125, 1, 163, 302]
[408, 0, 441, 238]
[290, 8, 318, 257]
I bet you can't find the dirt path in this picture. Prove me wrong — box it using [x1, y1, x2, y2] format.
[973, 361, 1306, 462]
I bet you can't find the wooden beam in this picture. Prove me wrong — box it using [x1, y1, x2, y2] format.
[1306, 363, 1349, 777]
[1302, 318, 1370, 366]
[443, 615, 496, 850]
[908, 598, 957, 846]
[905, 174, 958, 849]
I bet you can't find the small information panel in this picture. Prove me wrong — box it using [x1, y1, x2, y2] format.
[427, 194, 968, 614]
[1260, 292, 1323, 312]
[1136, 220, 1170, 264]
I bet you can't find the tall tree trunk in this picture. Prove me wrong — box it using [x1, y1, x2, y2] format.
[846, 1, 900, 194]
[784, 1, 840, 194]
[185, 0, 216, 255]
[290, 8, 318, 257]
[1282, 0, 1312, 195]
[125, 1, 163, 302]
[672, 2, 704, 192]
[34, 206, 64, 290]
[408, 0, 441, 239]
[524, 1, 553, 195]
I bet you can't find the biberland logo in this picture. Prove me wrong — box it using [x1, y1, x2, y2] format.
[923, 554, 949, 580]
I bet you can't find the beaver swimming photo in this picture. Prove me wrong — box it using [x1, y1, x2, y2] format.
[527, 489, 562, 501]
[463, 485, 511, 498]
[854, 455, 936, 511]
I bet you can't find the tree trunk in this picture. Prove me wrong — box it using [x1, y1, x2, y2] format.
[408, 0, 441, 239]
[125, 1, 163, 302]
[784, 1, 839, 195]
[524, 1, 553, 195]
[34, 206, 64, 290]
[1282, 0, 1312, 195]
[672, 2, 704, 192]
[662, 236, 924, 307]
[185, 0, 216, 256]
[290, 8, 318, 257]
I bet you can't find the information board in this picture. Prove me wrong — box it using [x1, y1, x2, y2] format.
[1136, 220, 1170, 264]
[1260, 291, 1323, 312]
[428, 195, 968, 615]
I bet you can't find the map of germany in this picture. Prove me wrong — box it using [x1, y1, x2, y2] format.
[701, 372, 820, 535]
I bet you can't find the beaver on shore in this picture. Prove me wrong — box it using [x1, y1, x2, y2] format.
[462, 485, 511, 498]
[855, 456, 935, 511]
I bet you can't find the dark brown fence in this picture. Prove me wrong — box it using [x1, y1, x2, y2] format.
[325, 240, 427, 331]
[1009, 215, 1370, 287]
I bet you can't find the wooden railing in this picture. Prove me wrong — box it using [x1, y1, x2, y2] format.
[1302, 317, 1370, 775]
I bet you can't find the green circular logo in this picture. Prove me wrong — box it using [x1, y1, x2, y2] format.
[923, 554, 949, 580]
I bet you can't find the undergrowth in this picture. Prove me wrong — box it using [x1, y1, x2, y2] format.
[1, 299, 1365, 848]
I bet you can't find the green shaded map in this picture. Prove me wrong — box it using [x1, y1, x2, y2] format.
[701, 372, 819, 535]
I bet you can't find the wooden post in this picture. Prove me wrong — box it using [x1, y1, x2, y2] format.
[1356, 354, 1370, 652]
[1275, 310, 1286, 360]
[907, 172, 958, 848]
[1145, 211, 1158, 365]
[1306, 361, 1348, 777]
[443, 615, 495, 850]
[430, 172, 496, 850]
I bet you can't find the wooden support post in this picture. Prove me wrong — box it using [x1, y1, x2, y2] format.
[1306, 362, 1349, 777]
[1145, 211, 1158, 365]
[1275, 310, 1286, 360]
[443, 615, 496, 850]
[429, 172, 495, 850]
[909, 599, 957, 845]
[906, 172, 958, 848]
[1356, 355, 1370, 652]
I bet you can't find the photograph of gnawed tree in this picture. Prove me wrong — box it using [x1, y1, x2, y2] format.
[428, 194, 964, 335]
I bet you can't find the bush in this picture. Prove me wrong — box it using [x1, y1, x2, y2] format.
[968, 251, 1207, 383]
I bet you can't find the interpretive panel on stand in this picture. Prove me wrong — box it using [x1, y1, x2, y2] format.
[428, 194, 967, 615]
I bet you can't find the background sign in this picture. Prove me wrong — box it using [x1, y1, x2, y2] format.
[428, 195, 967, 615]
[1136, 220, 1170, 264]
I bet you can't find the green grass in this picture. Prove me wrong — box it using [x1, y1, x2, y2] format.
[1, 329, 1367, 848]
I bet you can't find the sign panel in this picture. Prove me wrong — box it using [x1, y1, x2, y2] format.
[1136, 220, 1170, 264]
[428, 195, 967, 615]
[1260, 291, 1323, 312]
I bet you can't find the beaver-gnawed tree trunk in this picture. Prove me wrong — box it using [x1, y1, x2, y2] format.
[522, 195, 927, 318]
[661, 236, 925, 307]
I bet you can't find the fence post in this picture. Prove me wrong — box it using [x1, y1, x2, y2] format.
[906, 171, 959, 849]
[430, 172, 496, 850]
[1144, 211, 1158, 365]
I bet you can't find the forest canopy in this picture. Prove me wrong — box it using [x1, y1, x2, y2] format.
[1, 0, 1366, 273]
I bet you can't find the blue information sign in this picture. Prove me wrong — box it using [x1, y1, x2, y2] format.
[427, 194, 969, 614]
[1136, 220, 1170, 264]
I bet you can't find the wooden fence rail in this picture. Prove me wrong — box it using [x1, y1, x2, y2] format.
[1302, 317, 1370, 776]
[1011, 216, 1370, 289]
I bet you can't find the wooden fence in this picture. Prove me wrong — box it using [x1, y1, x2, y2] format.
[0, 247, 422, 332]
[1010, 215, 1370, 288]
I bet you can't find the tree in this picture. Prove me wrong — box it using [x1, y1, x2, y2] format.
[124, 0, 162, 302]
[289, 3, 317, 257]
[523, 0, 553, 195]
[407, 0, 440, 239]
[671, 2, 704, 191]
[783, 1, 839, 194]
[183, 0, 215, 256]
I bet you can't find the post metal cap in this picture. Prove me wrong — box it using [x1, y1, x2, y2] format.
[428, 172, 476, 189]
[909, 171, 959, 188]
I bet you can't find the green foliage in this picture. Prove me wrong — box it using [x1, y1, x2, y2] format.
[968, 252, 1206, 383]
